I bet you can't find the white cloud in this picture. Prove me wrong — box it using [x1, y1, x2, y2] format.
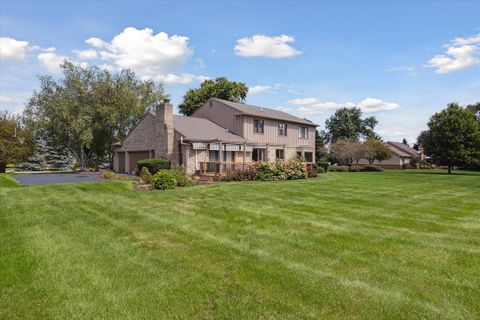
[386, 66, 417, 76]
[425, 33, 480, 73]
[288, 97, 318, 105]
[74, 49, 98, 60]
[37, 51, 68, 74]
[151, 73, 209, 85]
[248, 85, 272, 95]
[0, 37, 29, 60]
[295, 97, 400, 115]
[85, 27, 192, 77]
[234, 34, 302, 58]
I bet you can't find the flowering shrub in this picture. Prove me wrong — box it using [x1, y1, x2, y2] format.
[250, 160, 307, 181]
[221, 169, 255, 182]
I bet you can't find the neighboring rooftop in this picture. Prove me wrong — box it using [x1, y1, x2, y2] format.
[387, 141, 419, 157]
[211, 98, 318, 126]
[173, 115, 246, 143]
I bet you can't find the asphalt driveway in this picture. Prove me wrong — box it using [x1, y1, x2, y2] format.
[12, 172, 101, 185]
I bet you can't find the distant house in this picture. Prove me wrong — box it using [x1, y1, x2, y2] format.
[113, 98, 317, 175]
[358, 141, 420, 168]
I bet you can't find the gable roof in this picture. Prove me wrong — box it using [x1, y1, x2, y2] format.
[387, 141, 419, 157]
[211, 98, 318, 126]
[173, 115, 246, 143]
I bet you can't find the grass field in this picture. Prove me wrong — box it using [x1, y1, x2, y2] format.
[1, 170, 479, 319]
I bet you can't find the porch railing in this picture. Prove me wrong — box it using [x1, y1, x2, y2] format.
[200, 161, 252, 175]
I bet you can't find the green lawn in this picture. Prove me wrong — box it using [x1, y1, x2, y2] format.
[1, 171, 479, 319]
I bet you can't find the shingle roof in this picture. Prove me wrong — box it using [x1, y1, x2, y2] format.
[173, 115, 246, 143]
[211, 98, 318, 126]
[387, 141, 419, 157]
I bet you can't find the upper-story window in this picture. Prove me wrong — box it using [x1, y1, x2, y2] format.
[278, 122, 287, 136]
[253, 119, 264, 134]
[299, 126, 308, 139]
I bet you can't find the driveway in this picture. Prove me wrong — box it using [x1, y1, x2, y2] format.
[12, 172, 101, 185]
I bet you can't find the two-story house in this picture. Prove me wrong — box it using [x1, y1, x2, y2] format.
[113, 98, 317, 175]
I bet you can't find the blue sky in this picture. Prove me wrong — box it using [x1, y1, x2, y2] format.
[1, 1, 479, 143]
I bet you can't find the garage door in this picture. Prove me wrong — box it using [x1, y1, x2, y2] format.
[117, 152, 125, 173]
[129, 151, 150, 174]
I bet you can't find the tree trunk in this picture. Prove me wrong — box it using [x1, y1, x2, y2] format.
[0, 163, 6, 174]
[448, 164, 452, 174]
[79, 149, 87, 171]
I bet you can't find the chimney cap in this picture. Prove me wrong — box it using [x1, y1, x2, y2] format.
[163, 98, 171, 104]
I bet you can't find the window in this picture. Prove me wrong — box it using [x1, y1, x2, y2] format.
[209, 150, 219, 161]
[278, 122, 287, 136]
[299, 126, 308, 139]
[304, 152, 313, 163]
[252, 148, 266, 161]
[253, 119, 264, 134]
[275, 149, 284, 160]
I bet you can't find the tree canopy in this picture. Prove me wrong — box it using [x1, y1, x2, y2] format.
[421, 103, 480, 174]
[325, 107, 378, 142]
[178, 77, 248, 116]
[0, 110, 34, 173]
[24, 61, 165, 170]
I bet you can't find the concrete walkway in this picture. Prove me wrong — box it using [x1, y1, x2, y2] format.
[12, 172, 101, 185]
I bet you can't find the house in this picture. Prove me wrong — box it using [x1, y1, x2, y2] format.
[358, 141, 420, 168]
[113, 98, 318, 175]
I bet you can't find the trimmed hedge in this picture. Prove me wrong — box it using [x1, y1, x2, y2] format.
[362, 165, 384, 172]
[329, 166, 349, 172]
[137, 157, 171, 174]
[348, 165, 362, 172]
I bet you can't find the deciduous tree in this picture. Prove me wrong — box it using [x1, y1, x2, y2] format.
[0, 110, 34, 173]
[178, 77, 248, 116]
[363, 140, 392, 164]
[325, 107, 377, 142]
[421, 103, 480, 174]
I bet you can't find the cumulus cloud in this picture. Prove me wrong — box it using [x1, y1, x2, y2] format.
[0, 95, 12, 103]
[0, 37, 29, 60]
[425, 33, 480, 73]
[37, 51, 68, 74]
[84, 27, 192, 77]
[248, 85, 273, 95]
[294, 98, 400, 115]
[234, 34, 302, 58]
[73, 49, 98, 60]
[151, 73, 209, 85]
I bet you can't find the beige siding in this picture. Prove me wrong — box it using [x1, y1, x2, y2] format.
[243, 116, 315, 148]
[191, 100, 244, 136]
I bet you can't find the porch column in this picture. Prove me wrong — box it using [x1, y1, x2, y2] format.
[148, 150, 153, 159]
[243, 142, 246, 170]
[283, 145, 286, 162]
[218, 141, 223, 174]
[301, 149, 305, 162]
[125, 151, 130, 174]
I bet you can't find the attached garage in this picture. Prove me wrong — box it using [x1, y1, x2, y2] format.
[128, 151, 150, 173]
[117, 152, 125, 173]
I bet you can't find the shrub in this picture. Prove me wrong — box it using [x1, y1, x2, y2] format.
[330, 166, 349, 172]
[348, 165, 362, 172]
[137, 157, 171, 174]
[101, 171, 116, 179]
[362, 165, 384, 172]
[317, 167, 326, 174]
[305, 163, 318, 178]
[151, 171, 177, 190]
[139, 167, 152, 183]
[250, 160, 307, 181]
[222, 169, 255, 182]
[316, 161, 329, 172]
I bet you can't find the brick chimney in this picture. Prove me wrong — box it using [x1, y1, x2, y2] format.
[155, 99, 174, 159]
